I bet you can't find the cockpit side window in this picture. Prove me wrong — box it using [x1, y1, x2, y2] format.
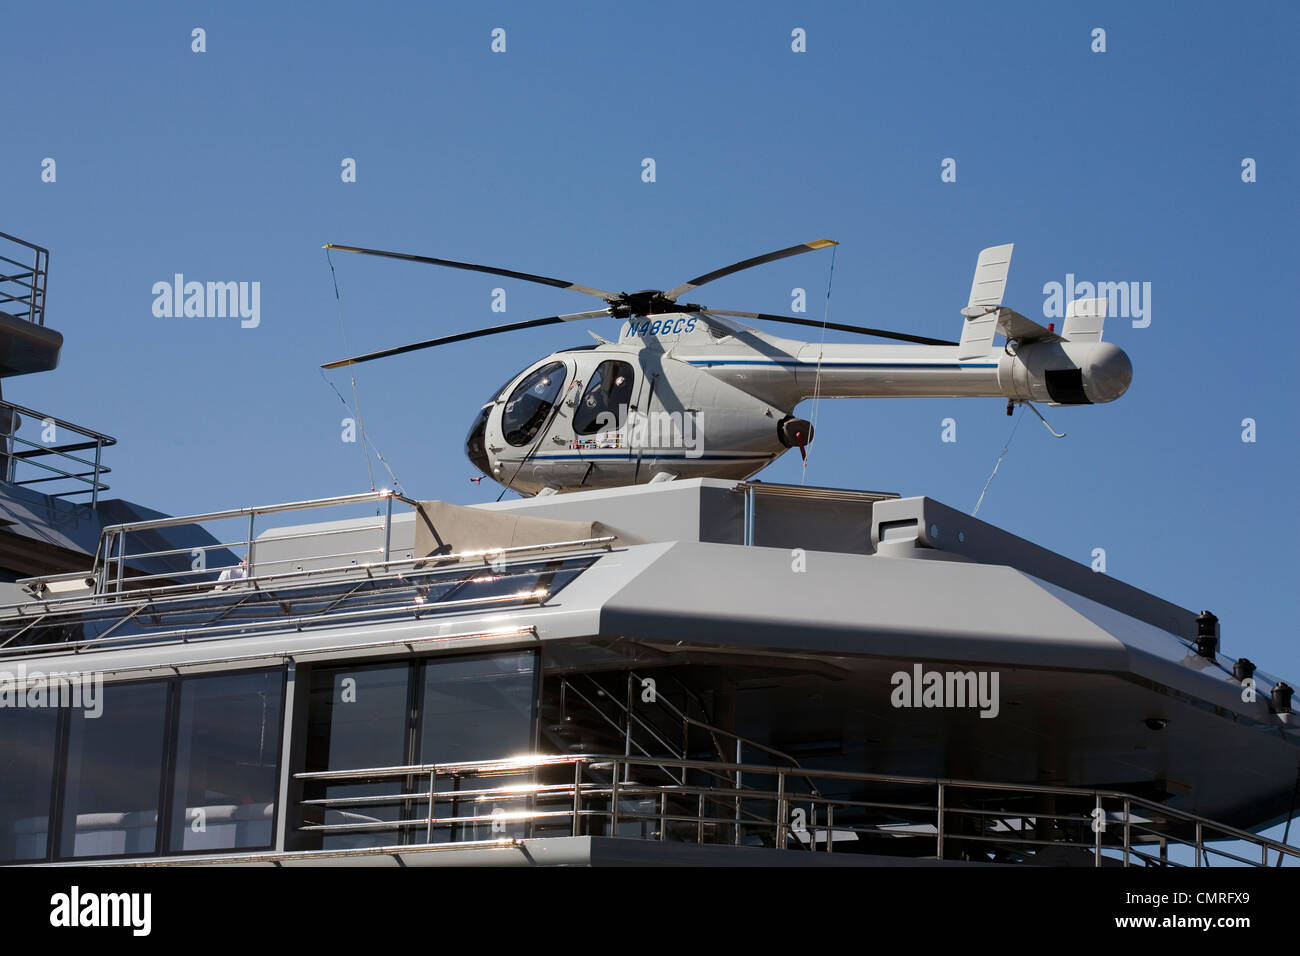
[572, 360, 636, 435]
[502, 361, 567, 447]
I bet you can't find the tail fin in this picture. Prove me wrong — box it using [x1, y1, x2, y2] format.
[958, 243, 1013, 359]
[1062, 296, 1107, 343]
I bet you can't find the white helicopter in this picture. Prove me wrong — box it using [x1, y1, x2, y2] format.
[322, 241, 1131, 496]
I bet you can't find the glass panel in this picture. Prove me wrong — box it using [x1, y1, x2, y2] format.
[0, 706, 59, 862]
[442, 558, 590, 607]
[60, 679, 168, 858]
[420, 651, 536, 842]
[0, 557, 598, 653]
[169, 669, 283, 852]
[419, 651, 536, 764]
[502, 361, 566, 446]
[465, 402, 492, 476]
[304, 662, 411, 849]
[573, 360, 635, 435]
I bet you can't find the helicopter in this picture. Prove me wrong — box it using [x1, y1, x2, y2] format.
[322, 240, 1132, 496]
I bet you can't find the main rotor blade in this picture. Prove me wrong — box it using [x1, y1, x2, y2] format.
[704, 310, 957, 346]
[321, 309, 613, 369]
[663, 239, 837, 302]
[323, 244, 617, 302]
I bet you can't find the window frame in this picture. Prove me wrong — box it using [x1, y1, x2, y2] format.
[0, 666, 291, 863]
[501, 360, 569, 447]
[572, 359, 636, 436]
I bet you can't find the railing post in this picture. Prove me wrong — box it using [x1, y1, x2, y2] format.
[91, 439, 102, 508]
[743, 484, 756, 546]
[936, 782, 945, 860]
[1094, 794, 1103, 867]
[827, 803, 834, 854]
[246, 512, 257, 576]
[114, 530, 126, 599]
[383, 492, 393, 563]
[97, 531, 114, 596]
[571, 760, 582, 837]
[1123, 798, 1131, 867]
[1195, 822, 1203, 867]
[775, 770, 787, 850]
[426, 770, 435, 845]
[610, 762, 621, 837]
[624, 673, 633, 782]
[734, 739, 743, 846]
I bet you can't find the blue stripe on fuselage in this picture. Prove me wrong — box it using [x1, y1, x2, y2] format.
[685, 360, 998, 369]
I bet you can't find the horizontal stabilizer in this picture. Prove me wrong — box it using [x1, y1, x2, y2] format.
[1062, 297, 1107, 343]
[997, 308, 1063, 344]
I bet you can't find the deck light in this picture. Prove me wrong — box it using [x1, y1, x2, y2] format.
[1272, 682, 1293, 718]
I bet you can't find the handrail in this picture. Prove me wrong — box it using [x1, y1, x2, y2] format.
[0, 398, 114, 506]
[87, 489, 618, 602]
[0, 399, 115, 443]
[92, 489, 418, 599]
[96, 489, 417, 536]
[6, 533, 615, 616]
[0, 542, 610, 659]
[628, 668, 814, 784]
[0, 230, 49, 326]
[292, 753, 1300, 866]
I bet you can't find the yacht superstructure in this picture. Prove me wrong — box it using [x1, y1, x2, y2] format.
[0, 230, 1296, 868]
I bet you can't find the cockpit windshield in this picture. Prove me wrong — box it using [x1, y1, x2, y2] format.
[502, 361, 567, 446]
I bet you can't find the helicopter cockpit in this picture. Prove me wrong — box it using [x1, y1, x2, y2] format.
[465, 365, 525, 476]
[465, 353, 640, 483]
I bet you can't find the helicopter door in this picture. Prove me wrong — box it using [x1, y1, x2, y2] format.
[571, 358, 638, 447]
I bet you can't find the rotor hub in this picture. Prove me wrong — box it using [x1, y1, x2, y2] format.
[609, 290, 695, 318]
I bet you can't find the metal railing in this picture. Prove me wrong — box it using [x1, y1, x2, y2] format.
[557, 671, 824, 832]
[0, 399, 114, 506]
[91, 490, 420, 598]
[0, 231, 49, 325]
[81, 489, 614, 604]
[0, 488, 615, 658]
[293, 753, 1300, 867]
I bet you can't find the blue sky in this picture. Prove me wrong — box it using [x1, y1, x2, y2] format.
[4, 0, 1298, 684]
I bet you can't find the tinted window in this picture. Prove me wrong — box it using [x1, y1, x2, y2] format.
[60, 679, 168, 858]
[419, 651, 537, 842]
[502, 361, 566, 446]
[304, 662, 412, 849]
[419, 651, 536, 764]
[572, 360, 635, 435]
[170, 670, 284, 852]
[465, 403, 492, 476]
[0, 706, 59, 862]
